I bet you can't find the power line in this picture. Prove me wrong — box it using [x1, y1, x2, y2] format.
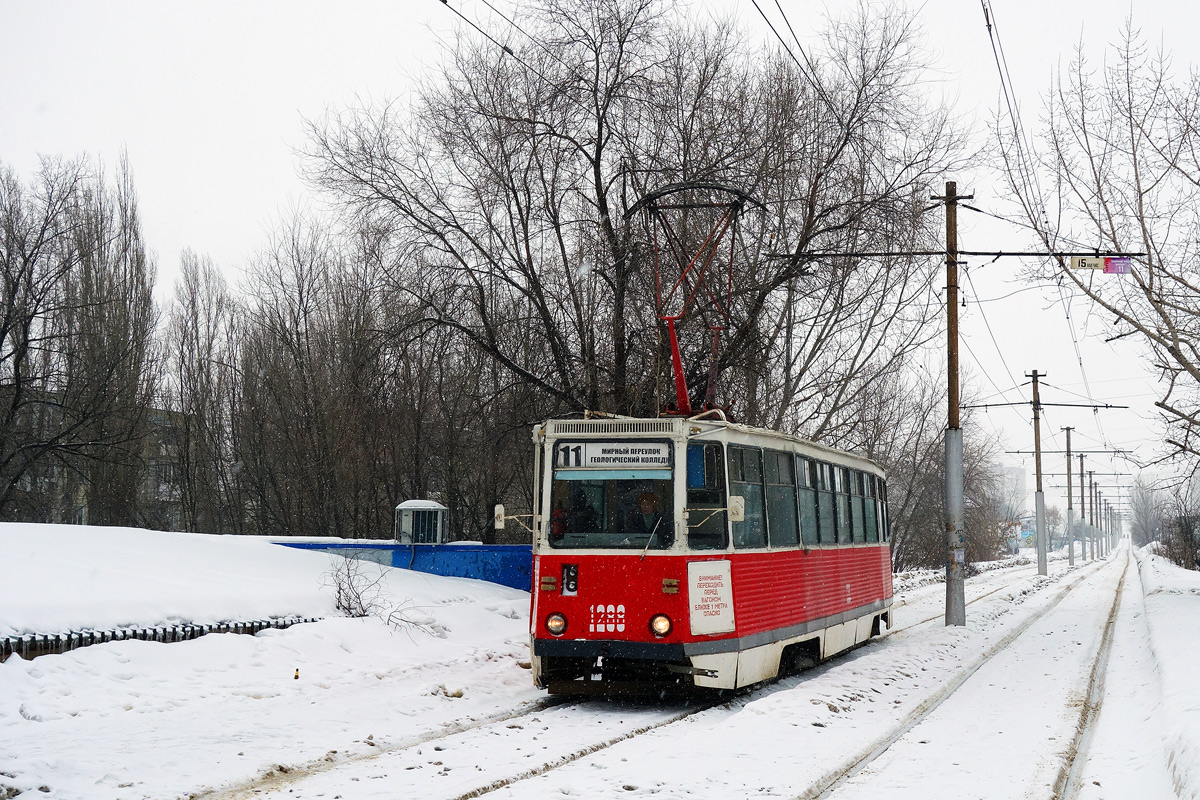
[957, 197, 1132, 459]
[981, 1, 1047, 228]
[968, 283, 1047, 304]
[476, 0, 574, 70]
[961, 259, 1022, 402]
[1053, 285, 1114, 451]
[960, 203, 1100, 252]
[436, 0, 554, 85]
[959, 335, 1031, 428]
[770, 0, 844, 125]
[1007, 449, 1130, 455]
[746, 0, 844, 127]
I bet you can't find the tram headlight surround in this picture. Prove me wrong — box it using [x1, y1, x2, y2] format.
[545, 612, 568, 636]
[649, 613, 672, 638]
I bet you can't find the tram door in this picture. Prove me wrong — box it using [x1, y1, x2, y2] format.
[685, 442, 727, 550]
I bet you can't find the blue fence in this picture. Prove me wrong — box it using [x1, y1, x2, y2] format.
[275, 541, 533, 592]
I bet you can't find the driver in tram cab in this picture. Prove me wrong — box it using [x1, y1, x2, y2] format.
[566, 487, 599, 533]
[627, 492, 672, 547]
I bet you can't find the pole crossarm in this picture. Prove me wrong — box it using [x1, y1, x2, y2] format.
[1005, 449, 1129, 454]
[962, 402, 1128, 410]
[765, 249, 1147, 260]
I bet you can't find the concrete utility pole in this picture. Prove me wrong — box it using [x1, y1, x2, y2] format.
[1105, 502, 1111, 553]
[1029, 371, 1048, 576]
[1101, 492, 1107, 556]
[1078, 454, 1087, 560]
[1101, 498, 1107, 556]
[938, 180, 969, 627]
[1089, 473, 1096, 560]
[1063, 427, 1074, 567]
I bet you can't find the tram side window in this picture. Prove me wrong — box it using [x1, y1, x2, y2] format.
[765, 450, 799, 547]
[729, 446, 767, 549]
[797, 456, 819, 546]
[863, 473, 879, 543]
[878, 477, 891, 542]
[851, 471, 867, 543]
[835, 467, 852, 545]
[816, 462, 837, 545]
[686, 443, 728, 551]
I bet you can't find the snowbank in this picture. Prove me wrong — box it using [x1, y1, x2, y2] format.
[0, 523, 535, 799]
[1135, 547, 1200, 798]
[0, 523, 524, 637]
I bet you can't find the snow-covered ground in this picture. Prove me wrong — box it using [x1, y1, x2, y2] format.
[1, 524, 1196, 800]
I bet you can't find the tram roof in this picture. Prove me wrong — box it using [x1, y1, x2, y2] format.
[539, 414, 884, 476]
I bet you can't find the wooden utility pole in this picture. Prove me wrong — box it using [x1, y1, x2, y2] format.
[937, 180, 970, 627]
[1028, 371, 1048, 575]
[1062, 427, 1074, 567]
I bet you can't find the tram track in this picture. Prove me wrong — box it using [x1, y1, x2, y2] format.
[193, 694, 584, 800]
[794, 554, 1122, 800]
[202, 558, 1110, 800]
[888, 558, 1095, 633]
[890, 576, 1030, 633]
[441, 697, 730, 800]
[431, 557, 1116, 800]
[1054, 551, 1128, 800]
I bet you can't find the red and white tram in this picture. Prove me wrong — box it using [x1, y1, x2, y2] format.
[526, 412, 893, 694]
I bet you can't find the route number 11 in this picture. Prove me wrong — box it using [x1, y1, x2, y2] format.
[558, 444, 583, 467]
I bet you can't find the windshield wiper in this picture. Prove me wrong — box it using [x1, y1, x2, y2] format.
[639, 517, 663, 561]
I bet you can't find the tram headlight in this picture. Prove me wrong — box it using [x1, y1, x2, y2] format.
[649, 614, 672, 638]
[545, 612, 568, 636]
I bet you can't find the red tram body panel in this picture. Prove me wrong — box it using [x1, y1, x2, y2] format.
[526, 415, 893, 693]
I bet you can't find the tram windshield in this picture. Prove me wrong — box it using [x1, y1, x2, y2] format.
[548, 476, 674, 549]
[547, 440, 674, 550]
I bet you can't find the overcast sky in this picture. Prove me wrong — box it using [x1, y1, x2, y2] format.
[1, 0, 1186, 512]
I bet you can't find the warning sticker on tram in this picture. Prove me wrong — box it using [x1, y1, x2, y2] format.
[555, 442, 671, 468]
[688, 560, 736, 635]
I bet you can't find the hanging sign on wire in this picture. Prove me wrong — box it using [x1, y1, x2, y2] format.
[1071, 255, 1131, 273]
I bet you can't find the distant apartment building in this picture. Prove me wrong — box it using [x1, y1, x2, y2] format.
[12, 406, 186, 529]
[994, 463, 1028, 519]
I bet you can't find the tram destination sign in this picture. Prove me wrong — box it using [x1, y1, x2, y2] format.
[555, 441, 671, 469]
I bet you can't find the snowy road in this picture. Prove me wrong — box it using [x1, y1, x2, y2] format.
[4, 526, 1198, 800]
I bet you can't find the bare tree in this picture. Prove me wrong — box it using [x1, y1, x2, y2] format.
[66, 157, 160, 524]
[1044, 505, 1063, 549]
[165, 249, 244, 532]
[840, 359, 1005, 570]
[0, 156, 159, 523]
[998, 25, 1200, 472]
[303, 0, 964, 427]
[1129, 476, 1166, 547]
[1162, 477, 1200, 569]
